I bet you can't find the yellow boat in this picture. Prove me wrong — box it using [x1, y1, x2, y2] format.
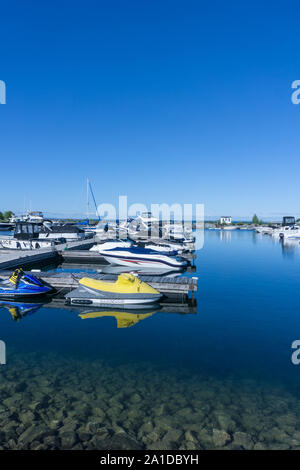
[65, 273, 162, 306]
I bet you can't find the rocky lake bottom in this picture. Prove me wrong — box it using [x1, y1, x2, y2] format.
[1, 351, 300, 450]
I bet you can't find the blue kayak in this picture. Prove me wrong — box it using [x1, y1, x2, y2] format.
[0, 269, 52, 298]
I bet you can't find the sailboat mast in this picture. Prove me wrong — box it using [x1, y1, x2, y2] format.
[86, 177, 100, 221]
[86, 177, 90, 220]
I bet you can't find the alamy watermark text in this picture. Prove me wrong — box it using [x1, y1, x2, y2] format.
[0, 80, 6, 104]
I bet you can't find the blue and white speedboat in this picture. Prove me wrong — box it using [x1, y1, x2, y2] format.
[98, 246, 187, 269]
[0, 269, 52, 298]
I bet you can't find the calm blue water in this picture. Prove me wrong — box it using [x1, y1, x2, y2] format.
[1, 230, 300, 450]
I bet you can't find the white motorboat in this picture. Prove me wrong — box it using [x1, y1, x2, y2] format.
[98, 246, 187, 269]
[272, 225, 300, 239]
[40, 221, 87, 240]
[83, 221, 107, 235]
[127, 212, 160, 238]
[137, 242, 178, 255]
[255, 226, 275, 234]
[163, 224, 195, 243]
[0, 222, 62, 250]
[163, 222, 193, 238]
[0, 220, 89, 250]
[9, 211, 45, 224]
[0, 237, 56, 250]
[90, 240, 132, 252]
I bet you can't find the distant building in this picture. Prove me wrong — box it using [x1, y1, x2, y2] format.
[220, 216, 232, 225]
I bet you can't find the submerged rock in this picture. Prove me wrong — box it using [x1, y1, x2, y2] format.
[212, 429, 231, 447]
[60, 431, 78, 449]
[18, 425, 54, 444]
[232, 432, 254, 450]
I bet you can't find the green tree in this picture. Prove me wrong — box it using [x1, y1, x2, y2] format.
[3, 211, 13, 221]
[0, 212, 3, 221]
[252, 214, 259, 224]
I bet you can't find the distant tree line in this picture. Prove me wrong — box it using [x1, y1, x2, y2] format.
[252, 214, 263, 225]
[0, 211, 14, 221]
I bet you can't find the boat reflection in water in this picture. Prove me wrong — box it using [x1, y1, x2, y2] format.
[101, 264, 185, 278]
[280, 237, 300, 258]
[78, 306, 161, 328]
[77, 301, 197, 328]
[0, 300, 45, 321]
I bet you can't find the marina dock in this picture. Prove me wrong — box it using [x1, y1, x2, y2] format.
[0, 270, 198, 300]
[44, 297, 197, 314]
[0, 238, 95, 271]
[0, 236, 197, 301]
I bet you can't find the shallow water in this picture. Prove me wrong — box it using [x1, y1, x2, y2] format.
[1, 230, 300, 450]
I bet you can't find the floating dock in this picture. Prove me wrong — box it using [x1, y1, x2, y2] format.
[0, 239, 95, 271]
[42, 272, 197, 300]
[44, 297, 197, 314]
[0, 270, 198, 300]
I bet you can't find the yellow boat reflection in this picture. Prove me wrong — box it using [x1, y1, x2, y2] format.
[78, 309, 158, 328]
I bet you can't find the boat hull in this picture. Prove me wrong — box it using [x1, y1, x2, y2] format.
[65, 286, 161, 306]
[0, 238, 54, 250]
[101, 253, 185, 269]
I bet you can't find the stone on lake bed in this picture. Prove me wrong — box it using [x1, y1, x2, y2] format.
[19, 410, 35, 424]
[233, 431, 254, 449]
[86, 421, 107, 433]
[60, 431, 78, 449]
[212, 429, 231, 447]
[18, 425, 54, 444]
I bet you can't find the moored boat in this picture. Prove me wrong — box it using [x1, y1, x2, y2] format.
[0, 222, 65, 250]
[0, 269, 52, 298]
[98, 246, 187, 269]
[65, 273, 162, 306]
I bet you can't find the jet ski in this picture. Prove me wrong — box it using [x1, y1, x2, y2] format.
[98, 246, 187, 269]
[0, 300, 44, 321]
[65, 273, 162, 306]
[0, 269, 52, 298]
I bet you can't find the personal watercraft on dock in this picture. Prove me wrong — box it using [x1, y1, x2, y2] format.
[65, 273, 162, 306]
[0, 269, 52, 298]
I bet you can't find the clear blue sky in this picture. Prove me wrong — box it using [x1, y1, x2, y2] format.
[0, 0, 299, 219]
